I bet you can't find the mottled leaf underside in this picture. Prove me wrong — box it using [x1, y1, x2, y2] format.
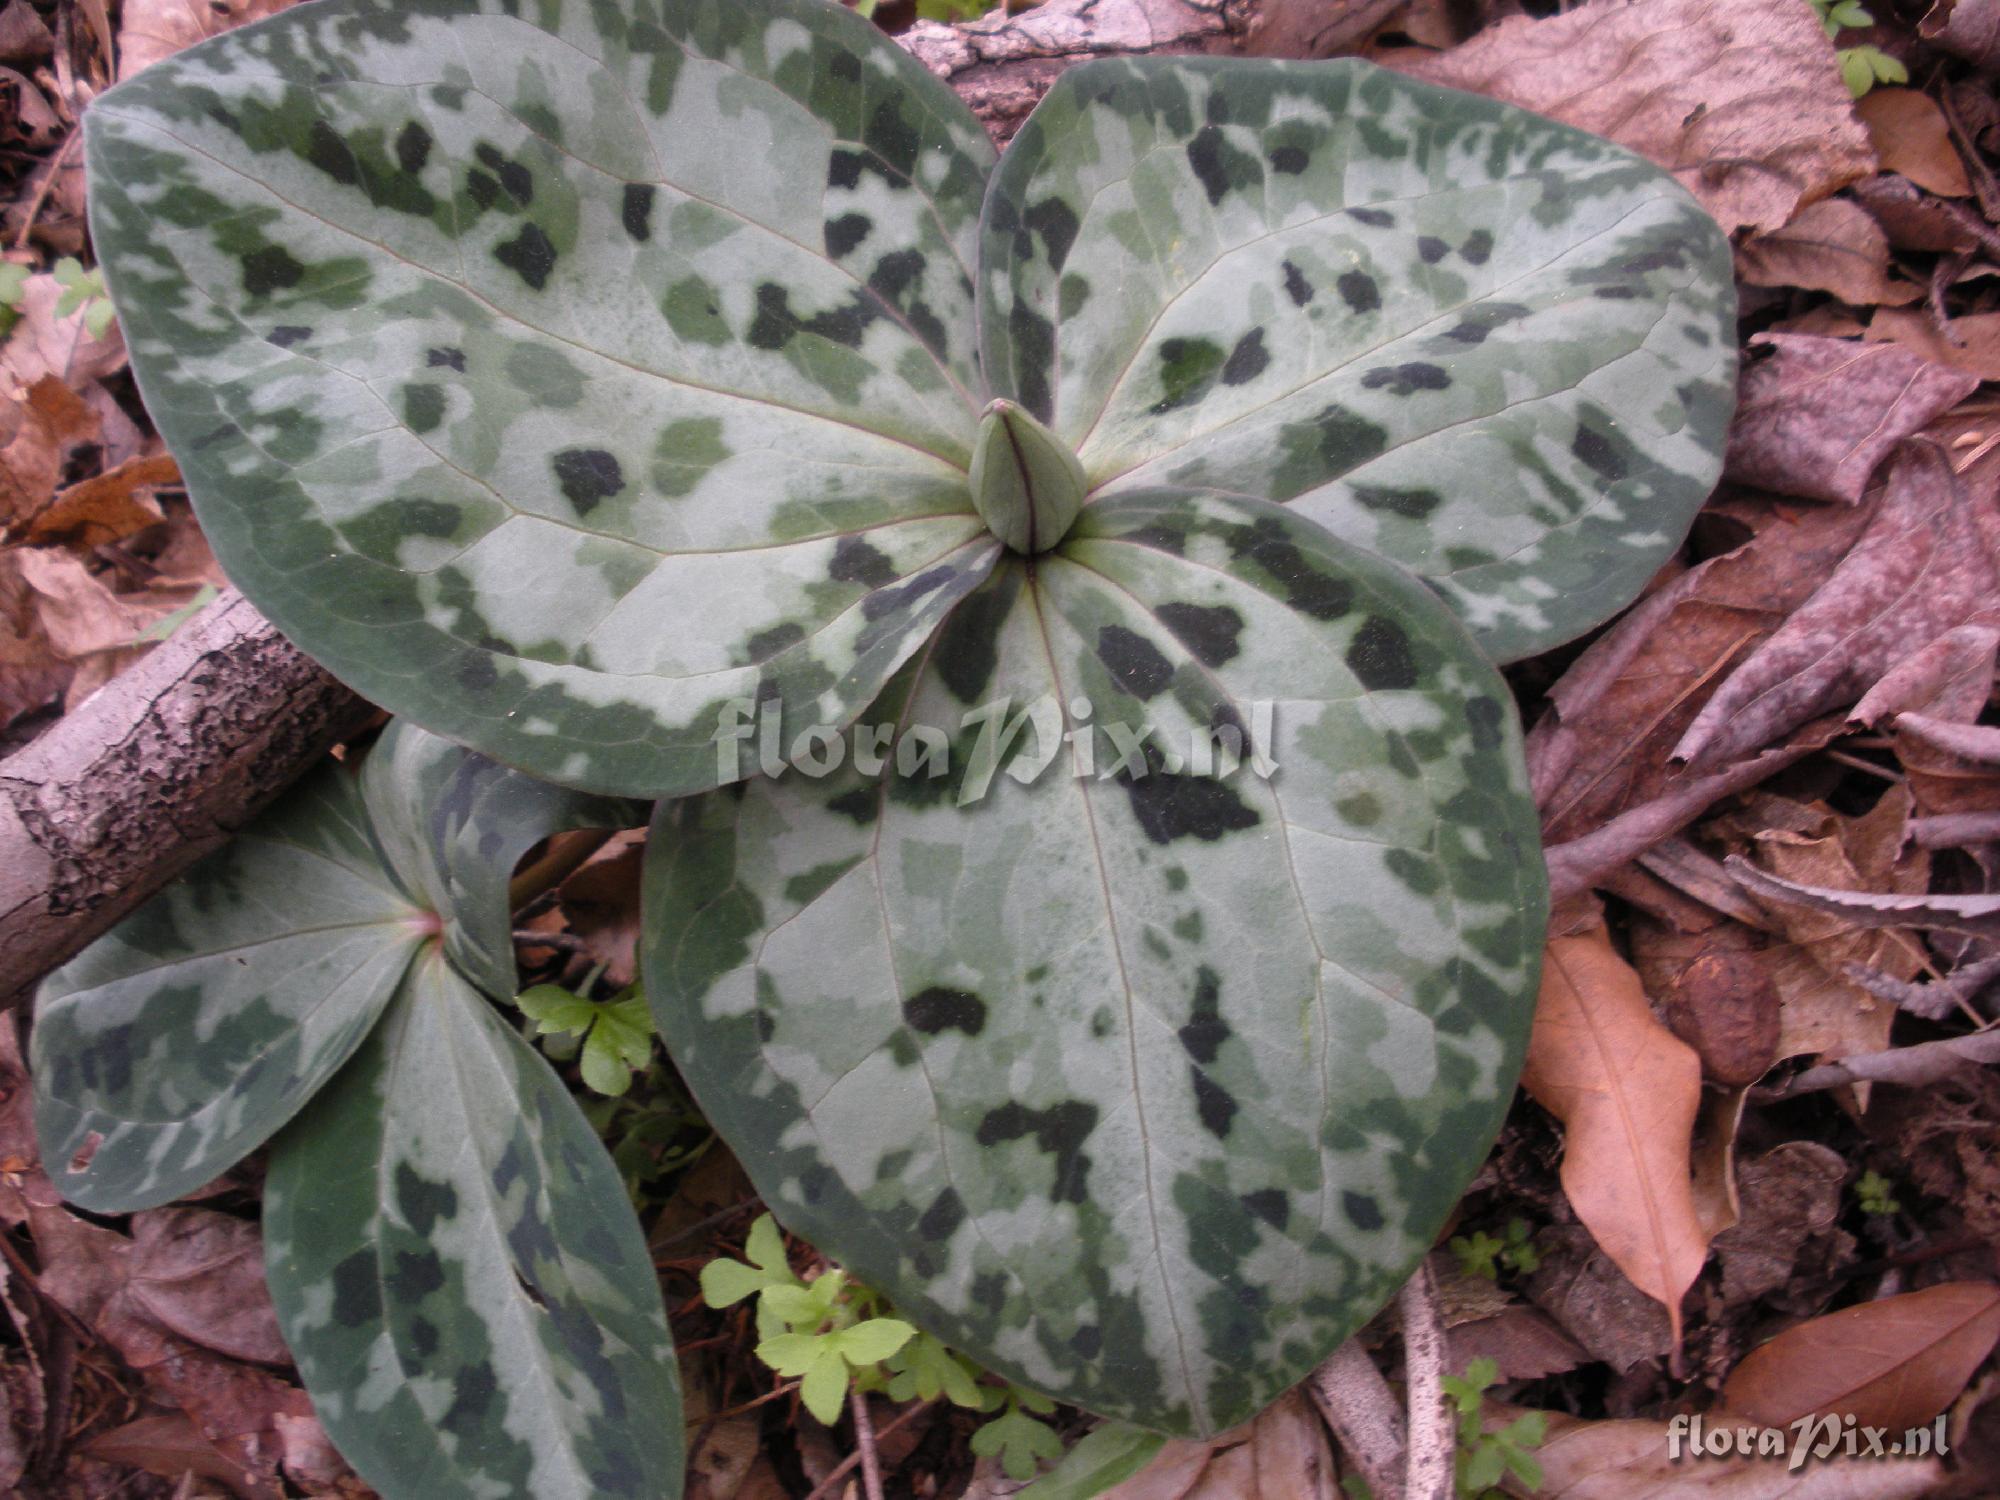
[79, 0, 1736, 1454]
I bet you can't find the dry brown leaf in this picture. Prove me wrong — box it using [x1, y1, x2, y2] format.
[1396, 0, 1874, 235]
[1523, 928, 1709, 1343]
[1710, 1141, 1851, 1312]
[24, 1193, 312, 1499]
[0, 1, 52, 64]
[22, 450, 179, 547]
[1515, 1405, 1944, 1498]
[1724, 335, 1980, 505]
[119, 0, 304, 80]
[1850, 173, 1982, 253]
[84, 1411, 277, 1500]
[1866, 307, 2000, 382]
[1856, 89, 1973, 198]
[1676, 442, 2000, 768]
[1731, 788, 1926, 1078]
[1102, 1390, 1335, 1500]
[129, 1208, 290, 1367]
[0, 373, 100, 526]
[1531, 497, 1871, 844]
[1446, 1304, 1591, 1382]
[1719, 1281, 2000, 1431]
[1923, 0, 2000, 69]
[8, 546, 156, 659]
[1736, 199, 1923, 308]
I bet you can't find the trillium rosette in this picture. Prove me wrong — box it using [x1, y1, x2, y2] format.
[73, 0, 1735, 1454]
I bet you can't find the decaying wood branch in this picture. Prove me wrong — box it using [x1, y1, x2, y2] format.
[903, 0, 1249, 140]
[0, 0, 1260, 1006]
[0, 590, 372, 1008]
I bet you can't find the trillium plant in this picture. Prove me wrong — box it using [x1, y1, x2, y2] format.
[31, 0, 1736, 1492]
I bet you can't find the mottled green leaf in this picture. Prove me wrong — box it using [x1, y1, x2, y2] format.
[980, 57, 1735, 662]
[89, 0, 1001, 797]
[265, 953, 681, 1500]
[33, 718, 635, 1214]
[1018, 1422, 1167, 1500]
[32, 761, 423, 1213]
[356, 720, 639, 998]
[646, 491, 1547, 1435]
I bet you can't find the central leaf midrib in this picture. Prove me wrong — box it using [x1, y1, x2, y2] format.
[1018, 571, 1205, 1430]
[394, 962, 631, 1500]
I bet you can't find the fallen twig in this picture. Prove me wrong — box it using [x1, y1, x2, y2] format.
[1398, 1261, 1452, 1500]
[1753, 1028, 2000, 1101]
[1308, 1336, 1405, 1500]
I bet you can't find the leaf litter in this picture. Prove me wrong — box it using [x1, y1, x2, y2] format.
[9, 0, 2000, 1492]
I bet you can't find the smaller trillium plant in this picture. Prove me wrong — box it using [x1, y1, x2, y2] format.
[35, 0, 1735, 1492]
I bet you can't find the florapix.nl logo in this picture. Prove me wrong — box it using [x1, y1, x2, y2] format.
[712, 694, 1280, 805]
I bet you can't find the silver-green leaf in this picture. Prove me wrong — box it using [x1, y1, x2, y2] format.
[33, 719, 636, 1213]
[88, 0, 1001, 797]
[645, 492, 1548, 1436]
[32, 761, 424, 1213]
[265, 953, 682, 1500]
[979, 57, 1735, 662]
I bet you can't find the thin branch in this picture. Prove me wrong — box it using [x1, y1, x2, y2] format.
[1398, 1262, 1453, 1500]
[1308, 1336, 1405, 1500]
[1753, 1027, 2000, 1101]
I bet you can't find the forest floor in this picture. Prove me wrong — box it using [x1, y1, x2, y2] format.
[5, 0, 2000, 1495]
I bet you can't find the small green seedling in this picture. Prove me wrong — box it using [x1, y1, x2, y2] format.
[1855, 1169, 1901, 1217]
[1442, 1358, 1545, 1499]
[0, 260, 27, 337]
[1808, 0, 1908, 96]
[1451, 1218, 1542, 1281]
[517, 977, 655, 1095]
[51, 256, 116, 337]
[703, 1214, 1065, 1463]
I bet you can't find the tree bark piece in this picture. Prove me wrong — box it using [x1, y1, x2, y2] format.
[0, 589, 372, 1008]
[902, 0, 1247, 141]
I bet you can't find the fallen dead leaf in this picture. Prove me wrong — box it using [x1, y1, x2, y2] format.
[1850, 173, 1983, 253]
[118, 0, 304, 80]
[0, 0, 54, 64]
[1856, 89, 1973, 198]
[1507, 1404, 1944, 1498]
[1719, 1282, 2000, 1432]
[1721, 788, 1926, 1081]
[22, 450, 179, 548]
[1658, 949, 1779, 1086]
[0, 373, 100, 527]
[129, 1208, 290, 1367]
[1923, 0, 2000, 71]
[1397, 0, 1875, 234]
[1525, 1224, 1676, 1370]
[1866, 307, 2000, 382]
[1736, 199, 1923, 309]
[1723, 335, 1981, 504]
[1710, 1141, 1852, 1312]
[84, 1411, 276, 1500]
[1447, 1303, 1591, 1382]
[8, 546, 157, 659]
[1101, 1390, 1334, 1500]
[1524, 928, 1710, 1343]
[1676, 442, 2000, 768]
